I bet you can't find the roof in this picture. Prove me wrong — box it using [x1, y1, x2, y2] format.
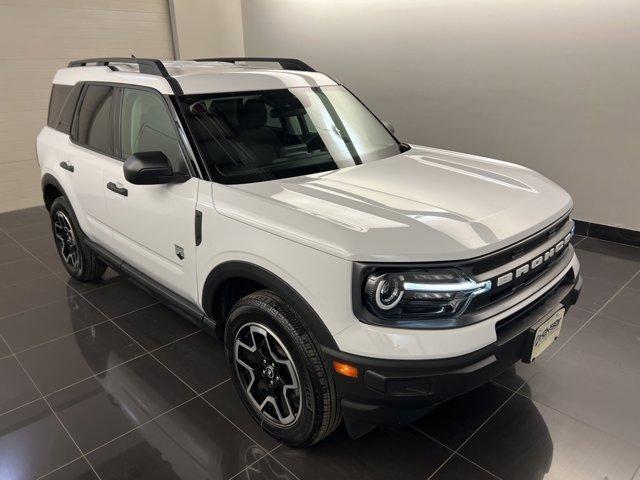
[52, 60, 338, 95]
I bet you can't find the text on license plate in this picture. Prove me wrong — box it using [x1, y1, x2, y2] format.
[528, 308, 564, 362]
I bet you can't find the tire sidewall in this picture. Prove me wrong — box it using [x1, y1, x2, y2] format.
[224, 302, 319, 446]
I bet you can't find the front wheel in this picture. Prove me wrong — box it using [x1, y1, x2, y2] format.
[224, 290, 341, 447]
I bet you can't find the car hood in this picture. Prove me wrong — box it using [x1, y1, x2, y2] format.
[212, 145, 573, 262]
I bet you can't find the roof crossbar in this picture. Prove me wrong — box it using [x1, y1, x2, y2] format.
[194, 57, 316, 72]
[66, 57, 183, 94]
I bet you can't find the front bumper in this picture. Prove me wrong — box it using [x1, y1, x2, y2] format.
[323, 269, 582, 426]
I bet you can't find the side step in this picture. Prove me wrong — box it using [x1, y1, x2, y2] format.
[85, 239, 216, 330]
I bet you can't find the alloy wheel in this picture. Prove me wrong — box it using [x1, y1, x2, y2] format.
[233, 322, 302, 426]
[53, 210, 80, 269]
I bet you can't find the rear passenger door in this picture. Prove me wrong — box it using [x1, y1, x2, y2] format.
[101, 86, 200, 302]
[66, 84, 116, 246]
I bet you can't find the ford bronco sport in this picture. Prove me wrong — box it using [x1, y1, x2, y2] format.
[37, 57, 581, 446]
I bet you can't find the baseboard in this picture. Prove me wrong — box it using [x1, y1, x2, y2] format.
[574, 220, 640, 247]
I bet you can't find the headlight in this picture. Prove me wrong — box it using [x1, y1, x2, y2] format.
[363, 269, 491, 320]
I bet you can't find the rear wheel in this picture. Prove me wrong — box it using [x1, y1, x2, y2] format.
[50, 196, 106, 282]
[225, 290, 340, 447]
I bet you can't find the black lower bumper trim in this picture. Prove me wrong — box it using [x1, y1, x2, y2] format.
[323, 271, 582, 426]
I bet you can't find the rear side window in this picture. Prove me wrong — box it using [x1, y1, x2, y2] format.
[74, 85, 115, 155]
[47, 85, 71, 128]
[47, 84, 82, 134]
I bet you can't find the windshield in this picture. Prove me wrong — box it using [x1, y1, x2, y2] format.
[177, 86, 403, 184]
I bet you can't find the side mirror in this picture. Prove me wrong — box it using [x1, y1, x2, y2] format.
[123, 151, 185, 185]
[382, 120, 395, 135]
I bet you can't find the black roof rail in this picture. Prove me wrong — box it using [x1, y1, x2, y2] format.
[66, 57, 183, 95]
[194, 57, 316, 72]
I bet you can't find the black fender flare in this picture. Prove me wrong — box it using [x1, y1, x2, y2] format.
[202, 260, 338, 350]
[41, 173, 69, 210]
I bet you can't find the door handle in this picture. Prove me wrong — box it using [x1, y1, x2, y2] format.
[107, 181, 128, 197]
[59, 161, 74, 172]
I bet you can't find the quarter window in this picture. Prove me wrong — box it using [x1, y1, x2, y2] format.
[47, 85, 71, 129]
[47, 83, 83, 135]
[75, 85, 115, 155]
[120, 88, 187, 174]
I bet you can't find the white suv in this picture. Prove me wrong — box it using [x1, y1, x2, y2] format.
[37, 57, 581, 446]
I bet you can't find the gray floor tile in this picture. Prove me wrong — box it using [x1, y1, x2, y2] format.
[113, 303, 199, 350]
[154, 331, 229, 393]
[203, 380, 277, 450]
[87, 397, 263, 480]
[21, 234, 58, 259]
[412, 382, 512, 450]
[7, 222, 52, 242]
[81, 280, 156, 318]
[0, 275, 73, 318]
[17, 322, 144, 394]
[430, 455, 498, 480]
[274, 425, 450, 480]
[39, 458, 99, 480]
[0, 336, 10, 358]
[574, 275, 622, 312]
[575, 238, 640, 285]
[0, 356, 40, 415]
[601, 286, 640, 326]
[0, 256, 52, 289]
[0, 241, 31, 264]
[0, 399, 80, 479]
[0, 295, 106, 352]
[49, 355, 194, 452]
[461, 394, 640, 480]
[522, 318, 640, 446]
[0, 206, 49, 230]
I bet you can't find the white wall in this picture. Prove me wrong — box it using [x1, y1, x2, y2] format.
[169, 0, 244, 59]
[241, 0, 640, 230]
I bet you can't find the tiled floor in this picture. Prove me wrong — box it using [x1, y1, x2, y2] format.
[0, 207, 639, 480]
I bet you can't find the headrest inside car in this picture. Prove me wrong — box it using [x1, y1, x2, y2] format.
[239, 99, 268, 129]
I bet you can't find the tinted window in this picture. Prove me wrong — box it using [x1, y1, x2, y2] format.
[56, 84, 83, 134]
[120, 88, 187, 173]
[75, 85, 114, 155]
[47, 84, 83, 134]
[47, 85, 71, 129]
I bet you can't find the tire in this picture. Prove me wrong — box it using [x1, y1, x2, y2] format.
[50, 196, 107, 282]
[224, 290, 341, 447]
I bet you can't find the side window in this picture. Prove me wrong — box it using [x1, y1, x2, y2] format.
[75, 85, 115, 155]
[120, 88, 187, 174]
[47, 85, 71, 129]
[47, 83, 83, 134]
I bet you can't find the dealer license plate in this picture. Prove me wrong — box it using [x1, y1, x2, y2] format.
[526, 307, 564, 362]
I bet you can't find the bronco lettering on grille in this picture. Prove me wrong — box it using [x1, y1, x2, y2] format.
[495, 232, 572, 287]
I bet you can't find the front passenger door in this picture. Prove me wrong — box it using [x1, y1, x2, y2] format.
[102, 87, 200, 303]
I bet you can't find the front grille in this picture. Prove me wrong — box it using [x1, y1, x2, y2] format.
[495, 268, 575, 338]
[465, 215, 573, 313]
[471, 247, 570, 311]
